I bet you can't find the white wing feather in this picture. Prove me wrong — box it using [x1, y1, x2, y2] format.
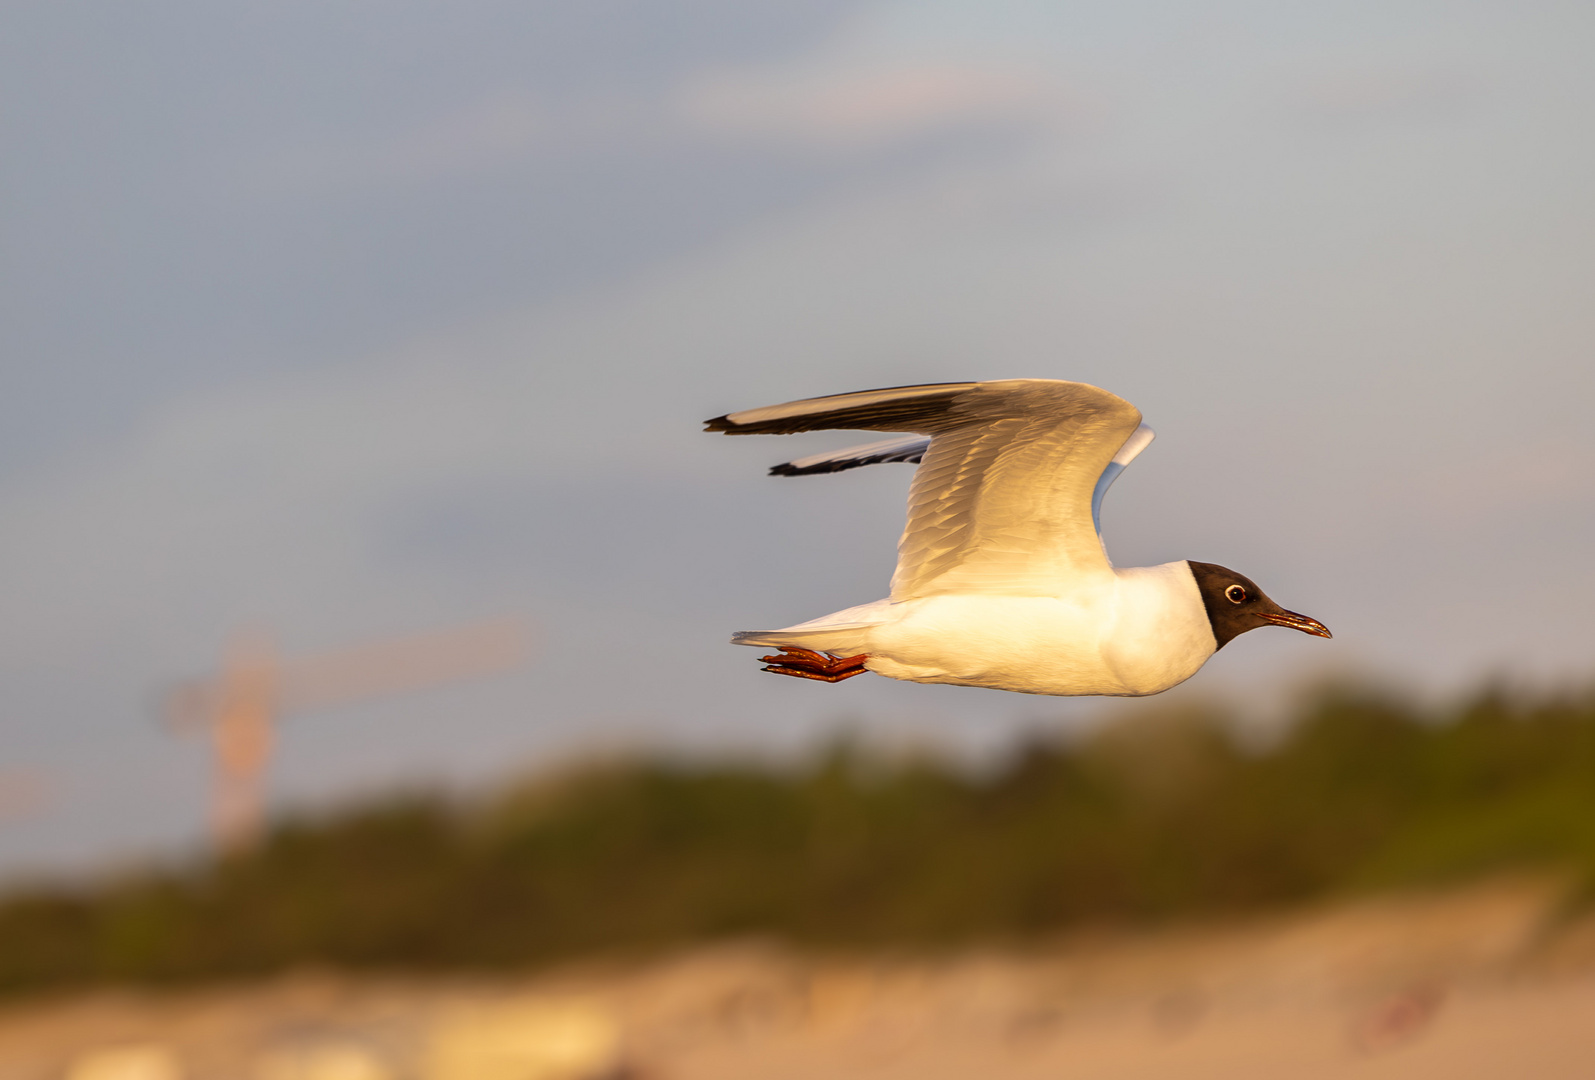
[709, 379, 1148, 602]
[1090, 423, 1155, 538]
[889, 381, 1143, 599]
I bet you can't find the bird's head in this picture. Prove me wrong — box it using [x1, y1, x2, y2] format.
[1186, 561, 1331, 650]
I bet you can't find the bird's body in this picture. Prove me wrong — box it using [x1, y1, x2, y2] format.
[706, 379, 1329, 697]
[733, 565, 1214, 696]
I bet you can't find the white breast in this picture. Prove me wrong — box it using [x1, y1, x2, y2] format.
[1097, 562, 1218, 695]
[865, 561, 1216, 697]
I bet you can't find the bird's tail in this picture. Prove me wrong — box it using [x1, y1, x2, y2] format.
[730, 600, 893, 654]
[731, 625, 874, 654]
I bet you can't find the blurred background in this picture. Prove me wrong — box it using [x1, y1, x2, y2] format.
[2, 1, 1594, 1076]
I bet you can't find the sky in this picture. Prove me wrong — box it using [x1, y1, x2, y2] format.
[1, 0, 1592, 874]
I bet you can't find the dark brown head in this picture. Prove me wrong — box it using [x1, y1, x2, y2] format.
[1187, 561, 1332, 650]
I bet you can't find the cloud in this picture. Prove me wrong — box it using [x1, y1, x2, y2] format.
[677, 60, 1064, 149]
[224, 57, 1063, 201]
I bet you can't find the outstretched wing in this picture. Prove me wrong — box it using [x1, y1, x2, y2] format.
[706, 379, 1144, 599]
[768, 434, 932, 476]
[1090, 423, 1155, 536]
[768, 425, 1155, 538]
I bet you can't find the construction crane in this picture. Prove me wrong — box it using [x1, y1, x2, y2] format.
[165, 618, 531, 852]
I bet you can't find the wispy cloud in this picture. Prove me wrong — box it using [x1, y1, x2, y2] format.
[233, 60, 1068, 200]
[677, 60, 1066, 149]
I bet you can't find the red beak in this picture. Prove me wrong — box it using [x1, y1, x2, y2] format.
[1259, 609, 1332, 638]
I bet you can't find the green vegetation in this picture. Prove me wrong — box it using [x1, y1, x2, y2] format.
[4, 681, 1595, 994]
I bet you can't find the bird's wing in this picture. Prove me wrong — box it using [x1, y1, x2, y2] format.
[768, 426, 1156, 540]
[707, 379, 1145, 599]
[769, 434, 932, 476]
[706, 381, 979, 435]
[1090, 423, 1155, 537]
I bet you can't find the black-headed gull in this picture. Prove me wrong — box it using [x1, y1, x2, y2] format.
[706, 379, 1330, 696]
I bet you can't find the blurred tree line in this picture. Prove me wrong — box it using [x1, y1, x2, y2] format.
[3, 681, 1595, 994]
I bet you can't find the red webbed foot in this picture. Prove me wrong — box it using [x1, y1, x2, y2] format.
[758, 647, 870, 683]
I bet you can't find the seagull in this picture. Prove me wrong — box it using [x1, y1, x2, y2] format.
[705, 379, 1330, 697]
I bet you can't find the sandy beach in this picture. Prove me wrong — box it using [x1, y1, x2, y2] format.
[7, 878, 1595, 1079]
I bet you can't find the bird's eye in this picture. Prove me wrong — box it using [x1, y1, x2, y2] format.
[1225, 585, 1248, 604]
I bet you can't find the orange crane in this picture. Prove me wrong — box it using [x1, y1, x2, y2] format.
[165, 618, 531, 851]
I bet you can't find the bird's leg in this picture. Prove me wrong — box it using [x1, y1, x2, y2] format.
[758, 647, 870, 683]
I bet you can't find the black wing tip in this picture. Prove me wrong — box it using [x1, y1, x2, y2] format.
[769, 450, 927, 477]
[704, 382, 978, 437]
[768, 461, 837, 477]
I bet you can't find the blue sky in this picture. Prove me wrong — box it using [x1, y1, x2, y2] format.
[1, 0, 1592, 872]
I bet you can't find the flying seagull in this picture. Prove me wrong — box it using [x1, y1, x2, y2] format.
[705, 379, 1330, 696]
